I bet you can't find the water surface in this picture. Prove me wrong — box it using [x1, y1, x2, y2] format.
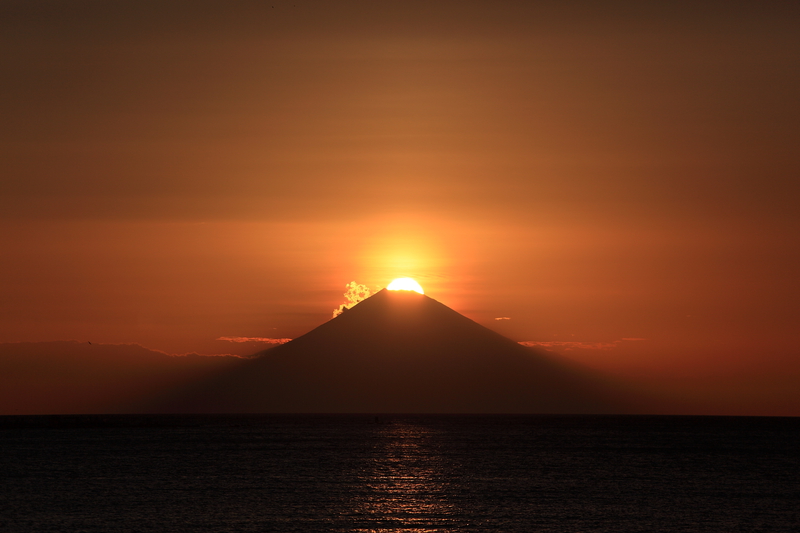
[2, 414, 798, 532]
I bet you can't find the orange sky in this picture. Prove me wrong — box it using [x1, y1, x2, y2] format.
[1, 1, 798, 414]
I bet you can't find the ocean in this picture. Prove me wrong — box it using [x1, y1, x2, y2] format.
[1, 414, 798, 532]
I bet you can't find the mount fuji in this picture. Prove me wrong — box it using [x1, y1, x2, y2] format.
[158, 289, 638, 413]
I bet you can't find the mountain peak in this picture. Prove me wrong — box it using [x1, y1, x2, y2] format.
[287, 288, 513, 354]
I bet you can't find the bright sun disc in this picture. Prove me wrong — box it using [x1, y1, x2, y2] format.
[387, 278, 424, 294]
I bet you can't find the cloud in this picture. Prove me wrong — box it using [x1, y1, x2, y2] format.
[519, 338, 648, 351]
[216, 337, 291, 344]
[494, 317, 511, 320]
[333, 281, 375, 318]
[519, 341, 620, 351]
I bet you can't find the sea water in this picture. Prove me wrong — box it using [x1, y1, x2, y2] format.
[1, 414, 798, 532]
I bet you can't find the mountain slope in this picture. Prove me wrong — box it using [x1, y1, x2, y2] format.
[159, 290, 638, 413]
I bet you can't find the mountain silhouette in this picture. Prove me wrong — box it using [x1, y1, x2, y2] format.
[158, 289, 637, 413]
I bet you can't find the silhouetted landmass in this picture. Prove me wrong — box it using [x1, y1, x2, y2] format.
[0, 342, 241, 415]
[0, 292, 657, 415]
[156, 290, 646, 413]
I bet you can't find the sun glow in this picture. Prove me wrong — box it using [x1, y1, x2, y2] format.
[387, 278, 424, 294]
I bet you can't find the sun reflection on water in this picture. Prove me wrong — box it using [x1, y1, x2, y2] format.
[349, 421, 462, 532]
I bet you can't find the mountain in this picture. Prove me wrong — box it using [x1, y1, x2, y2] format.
[158, 289, 638, 413]
[0, 341, 242, 415]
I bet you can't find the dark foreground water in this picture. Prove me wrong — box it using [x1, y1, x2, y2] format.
[1, 415, 798, 532]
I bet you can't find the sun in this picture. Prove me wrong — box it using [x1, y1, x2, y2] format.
[387, 277, 424, 294]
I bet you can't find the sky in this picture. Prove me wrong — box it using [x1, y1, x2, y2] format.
[1, 0, 798, 414]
